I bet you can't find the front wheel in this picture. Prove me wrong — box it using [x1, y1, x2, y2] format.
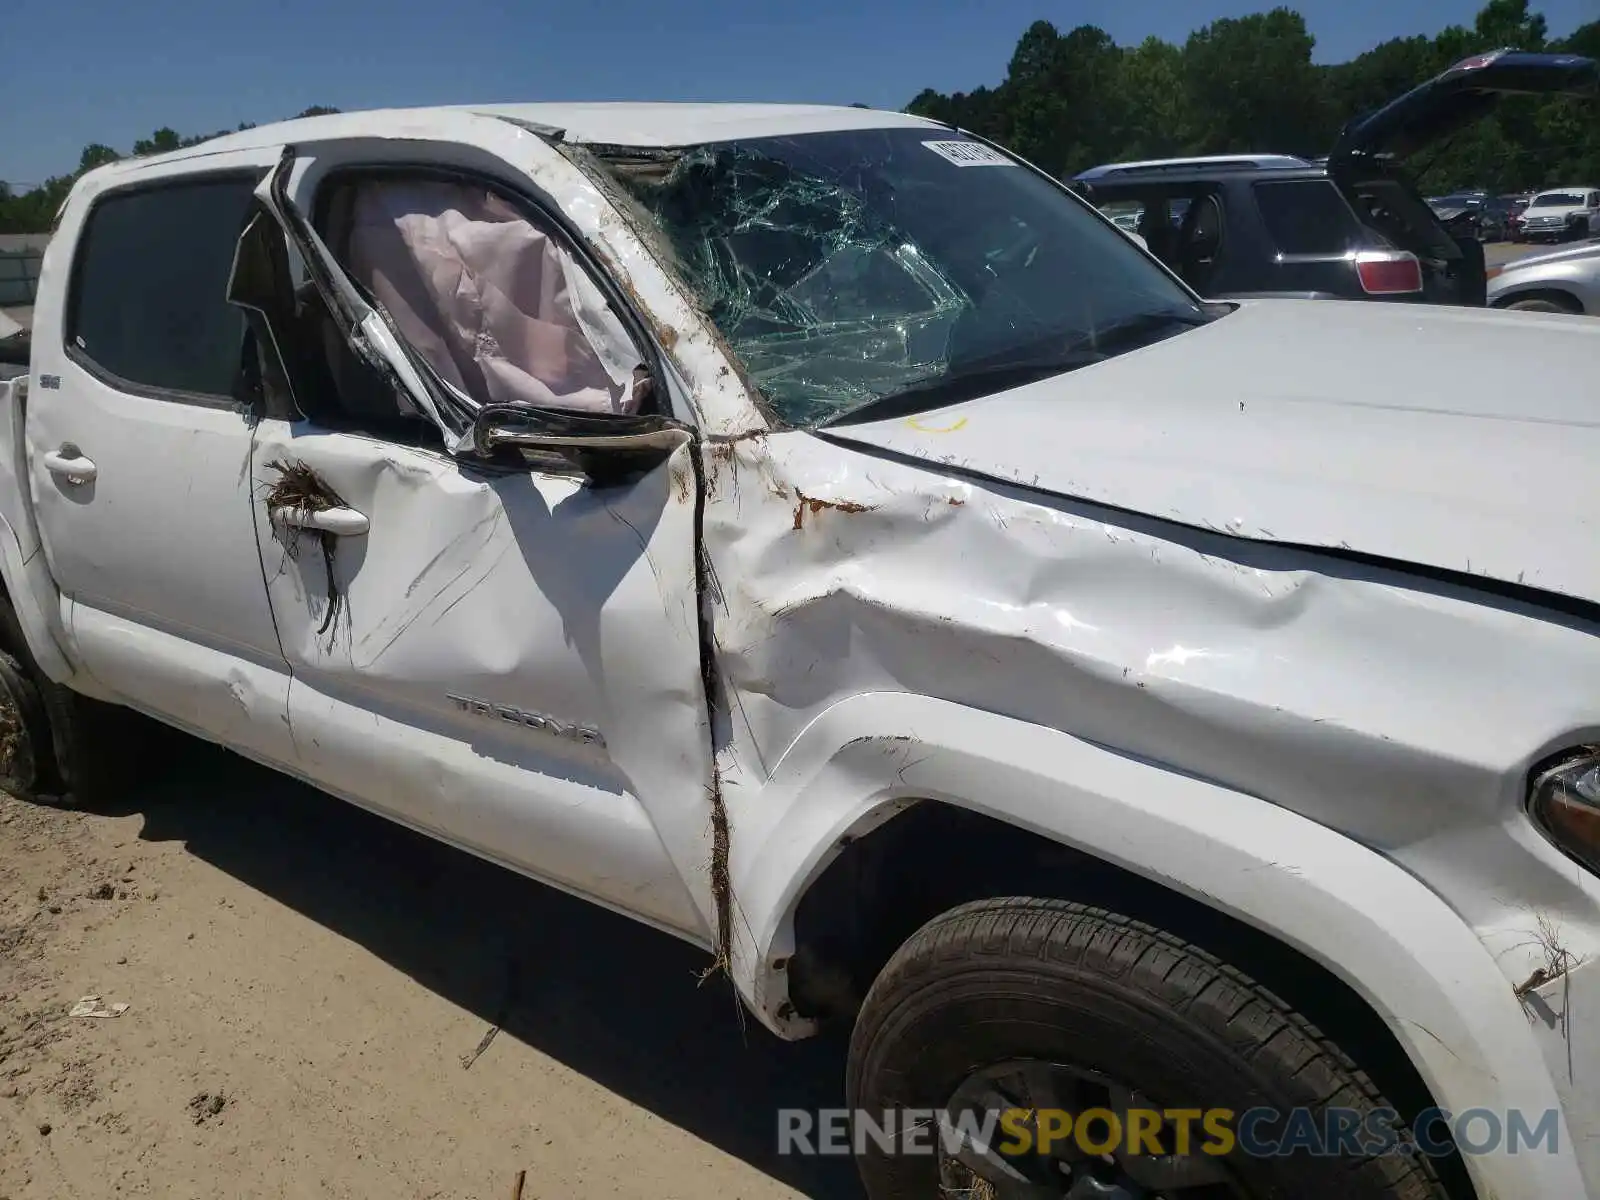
[847, 898, 1446, 1200]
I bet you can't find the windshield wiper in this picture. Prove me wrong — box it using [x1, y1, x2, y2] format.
[1066, 309, 1210, 356]
[819, 357, 1101, 428]
[819, 309, 1210, 429]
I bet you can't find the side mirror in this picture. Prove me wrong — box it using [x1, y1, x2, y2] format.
[470, 403, 693, 485]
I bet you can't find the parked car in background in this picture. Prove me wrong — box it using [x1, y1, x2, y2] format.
[1482, 193, 1526, 240]
[1427, 191, 1486, 228]
[1099, 201, 1144, 234]
[1428, 191, 1521, 241]
[1503, 192, 1534, 239]
[1517, 186, 1600, 241]
[1488, 236, 1600, 311]
[1075, 49, 1597, 304]
[1101, 207, 1150, 249]
[1429, 193, 1490, 241]
[1080, 160, 1488, 303]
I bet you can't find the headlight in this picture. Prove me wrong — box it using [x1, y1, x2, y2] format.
[1530, 751, 1600, 873]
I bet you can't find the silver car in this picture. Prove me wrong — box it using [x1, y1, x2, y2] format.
[1488, 238, 1600, 313]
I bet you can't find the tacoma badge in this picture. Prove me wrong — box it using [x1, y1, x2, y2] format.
[446, 694, 605, 749]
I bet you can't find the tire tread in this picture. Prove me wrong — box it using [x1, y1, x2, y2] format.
[849, 896, 1446, 1200]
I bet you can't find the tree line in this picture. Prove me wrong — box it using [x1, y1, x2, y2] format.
[908, 0, 1600, 193]
[4, 0, 1598, 235]
[0, 107, 338, 235]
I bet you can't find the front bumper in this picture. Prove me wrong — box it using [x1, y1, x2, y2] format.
[1523, 220, 1580, 241]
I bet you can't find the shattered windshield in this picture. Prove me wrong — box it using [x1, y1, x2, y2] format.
[591, 128, 1204, 426]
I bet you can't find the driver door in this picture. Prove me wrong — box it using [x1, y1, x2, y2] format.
[239, 134, 717, 942]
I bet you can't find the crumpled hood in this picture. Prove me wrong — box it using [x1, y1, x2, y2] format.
[826, 299, 1600, 606]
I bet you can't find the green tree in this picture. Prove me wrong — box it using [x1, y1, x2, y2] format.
[1182, 8, 1330, 155]
[1116, 36, 1193, 159]
[1473, 0, 1547, 49]
[77, 144, 121, 172]
[1323, 35, 1441, 130]
[903, 0, 1597, 194]
[131, 128, 183, 157]
[5, 1, 1597, 235]
[1000, 22, 1128, 175]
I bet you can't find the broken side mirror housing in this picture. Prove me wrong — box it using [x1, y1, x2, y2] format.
[470, 403, 693, 485]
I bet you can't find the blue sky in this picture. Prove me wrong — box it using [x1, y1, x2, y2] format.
[5, 0, 1598, 183]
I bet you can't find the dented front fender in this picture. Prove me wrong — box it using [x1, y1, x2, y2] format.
[704, 426, 1600, 1198]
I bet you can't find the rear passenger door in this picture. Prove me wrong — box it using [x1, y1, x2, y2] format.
[24, 148, 298, 765]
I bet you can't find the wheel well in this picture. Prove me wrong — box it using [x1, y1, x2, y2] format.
[1492, 287, 1582, 312]
[789, 799, 1476, 1199]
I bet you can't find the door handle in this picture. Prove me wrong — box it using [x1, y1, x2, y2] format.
[42, 446, 97, 485]
[270, 505, 370, 537]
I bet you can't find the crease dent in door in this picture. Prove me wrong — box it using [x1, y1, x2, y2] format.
[251, 144, 735, 970]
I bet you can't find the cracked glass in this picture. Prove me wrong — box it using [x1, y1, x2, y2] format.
[592, 128, 1203, 426]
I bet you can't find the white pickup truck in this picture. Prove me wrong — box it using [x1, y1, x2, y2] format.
[1, 103, 1599, 1200]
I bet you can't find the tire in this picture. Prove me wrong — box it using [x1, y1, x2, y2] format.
[0, 647, 51, 798]
[0, 594, 169, 808]
[847, 898, 1447, 1200]
[1507, 296, 1579, 314]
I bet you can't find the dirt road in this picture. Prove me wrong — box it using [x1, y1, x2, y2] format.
[1485, 240, 1550, 269]
[0, 737, 858, 1199]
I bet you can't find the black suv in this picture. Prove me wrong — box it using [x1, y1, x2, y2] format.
[1073, 50, 1595, 306]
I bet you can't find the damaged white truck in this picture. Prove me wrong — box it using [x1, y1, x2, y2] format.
[1, 102, 1599, 1200]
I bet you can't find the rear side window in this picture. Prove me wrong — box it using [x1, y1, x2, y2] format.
[1252, 180, 1366, 256]
[68, 176, 258, 399]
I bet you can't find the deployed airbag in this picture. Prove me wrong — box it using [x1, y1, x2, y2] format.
[343, 179, 642, 414]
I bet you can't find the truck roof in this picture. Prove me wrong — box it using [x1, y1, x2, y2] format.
[81, 103, 945, 183]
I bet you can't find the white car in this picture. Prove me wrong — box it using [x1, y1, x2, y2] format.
[1, 102, 1599, 1200]
[1101, 207, 1150, 249]
[1516, 186, 1600, 242]
[1489, 237, 1600, 312]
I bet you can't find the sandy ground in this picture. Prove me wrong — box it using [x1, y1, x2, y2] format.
[0, 736, 860, 1200]
[1485, 240, 1551, 269]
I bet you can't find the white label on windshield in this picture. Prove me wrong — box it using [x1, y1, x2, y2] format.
[922, 140, 1016, 167]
